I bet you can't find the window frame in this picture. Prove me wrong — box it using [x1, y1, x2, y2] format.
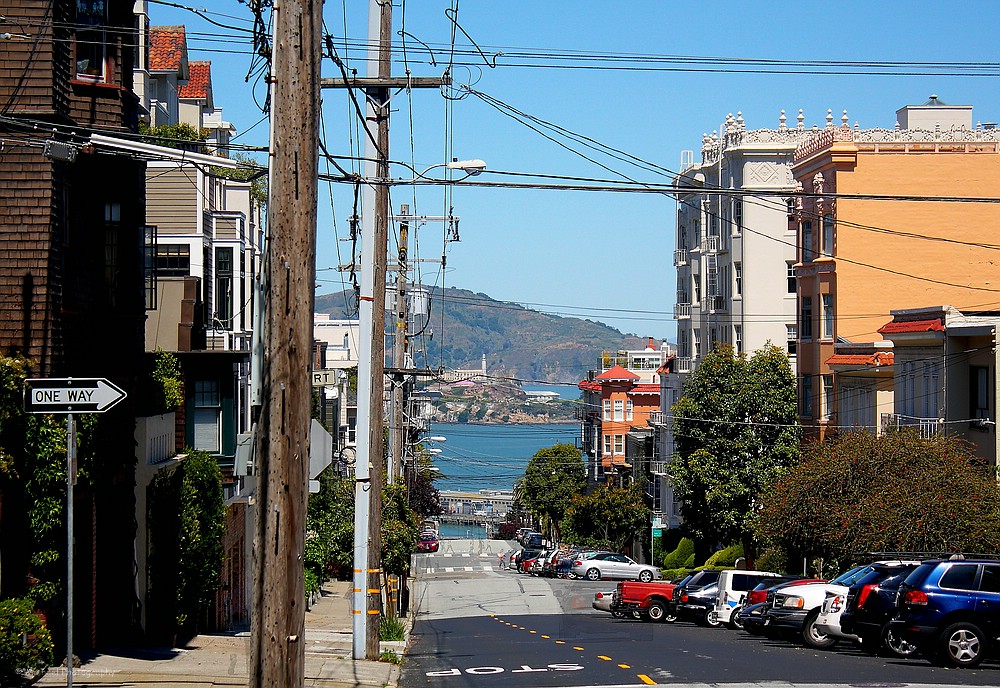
[75, 0, 113, 83]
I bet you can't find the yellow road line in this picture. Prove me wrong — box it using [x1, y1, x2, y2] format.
[541, 634, 550, 639]
[637, 674, 656, 685]
[598, 655, 612, 661]
[555, 640, 565, 644]
[573, 646, 584, 651]
[618, 664, 630, 669]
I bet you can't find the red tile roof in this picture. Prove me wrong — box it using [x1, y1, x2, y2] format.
[578, 379, 601, 392]
[655, 358, 675, 375]
[178, 60, 210, 100]
[825, 352, 894, 367]
[150, 26, 187, 72]
[595, 365, 640, 381]
[628, 384, 660, 395]
[878, 318, 944, 335]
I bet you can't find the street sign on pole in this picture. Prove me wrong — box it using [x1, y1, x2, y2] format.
[24, 377, 127, 414]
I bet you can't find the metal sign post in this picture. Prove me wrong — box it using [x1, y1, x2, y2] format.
[24, 378, 126, 688]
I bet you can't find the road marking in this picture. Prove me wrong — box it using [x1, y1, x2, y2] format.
[541, 634, 550, 639]
[637, 674, 656, 684]
[573, 646, 584, 651]
[555, 640, 565, 644]
[598, 655, 612, 661]
[529, 630, 537, 634]
[618, 664, 630, 669]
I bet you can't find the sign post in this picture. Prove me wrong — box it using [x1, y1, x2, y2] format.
[24, 378, 126, 688]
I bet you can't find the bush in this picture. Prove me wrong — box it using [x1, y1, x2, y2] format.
[705, 543, 743, 567]
[683, 553, 696, 568]
[663, 537, 695, 569]
[0, 598, 53, 684]
[755, 548, 787, 574]
[379, 616, 406, 641]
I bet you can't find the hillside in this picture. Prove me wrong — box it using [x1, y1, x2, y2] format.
[315, 287, 655, 383]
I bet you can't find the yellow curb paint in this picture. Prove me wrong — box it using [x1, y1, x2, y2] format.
[638, 674, 656, 685]
[618, 664, 630, 669]
[352, 610, 362, 615]
[598, 655, 612, 661]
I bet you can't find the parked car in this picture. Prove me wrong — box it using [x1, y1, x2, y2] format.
[765, 561, 917, 649]
[819, 562, 920, 656]
[497, 548, 517, 570]
[891, 557, 1000, 667]
[616, 578, 686, 622]
[736, 577, 816, 634]
[570, 552, 661, 582]
[515, 527, 531, 544]
[557, 549, 598, 578]
[677, 582, 721, 626]
[713, 570, 785, 629]
[416, 532, 439, 553]
[592, 590, 618, 613]
[666, 569, 722, 619]
[518, 548, 542, 573]
[530, 549, 556, 575]
[524, 532, 545, 548]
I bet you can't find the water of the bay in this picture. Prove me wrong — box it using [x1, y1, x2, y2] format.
[427, 422, 579, 493]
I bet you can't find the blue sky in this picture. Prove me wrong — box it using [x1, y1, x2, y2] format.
[151, 0, 1000, 340]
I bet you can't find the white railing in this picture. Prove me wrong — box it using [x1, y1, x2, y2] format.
[650, 460, 670, 476]
[673, 249, 688, 266]
[706, 236, 720, 253]
[647, 410, 666, 426]
[674, 303, 691, 319]
[881, 413, 942, 438]
[675, 357, 694, 373]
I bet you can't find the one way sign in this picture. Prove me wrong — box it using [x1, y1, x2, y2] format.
[24, 378, 127, 414]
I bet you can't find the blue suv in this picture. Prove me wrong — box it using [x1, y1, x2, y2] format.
[891, 557, 1000, 667]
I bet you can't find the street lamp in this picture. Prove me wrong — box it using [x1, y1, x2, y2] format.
[427, 436, 447, 442]
[410, 159, 487, 182]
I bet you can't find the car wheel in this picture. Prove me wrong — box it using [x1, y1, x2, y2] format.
[586, 568, 601, 581]
[939, 622, 986, 668]
[647, 601, 666, 622]
[664, 610, 678, 623]
[882, 625, 919, 659]
[727, 612, 745, 631]
[704, 609, 721, 628]
[638, 570, 654, 583]
[802, 610, 838, 649]
[611, 610, 627, 619]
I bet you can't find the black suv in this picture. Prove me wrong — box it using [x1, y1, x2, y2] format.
[667, 569, 722, 620]
[837, 562, 919, 656]
[891, 557, 1000, 667]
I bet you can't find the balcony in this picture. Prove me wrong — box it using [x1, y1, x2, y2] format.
[881, 413, 942, 438]
[705, 236, 723, 253]
[706, 295, 727, 313]
[673, 249, 688, 266]
[674, 303, 691, 320]
[647, 410, 666, 427]
[650, 460, 670, 476]
[675, 357, 694, 373]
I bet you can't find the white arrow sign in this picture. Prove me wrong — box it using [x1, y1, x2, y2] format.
[24, 378, 127, 414]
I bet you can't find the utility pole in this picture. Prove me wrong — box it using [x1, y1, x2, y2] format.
[249, 0, 321, 685]
[389, 204, 410, 486]
[323, 1, 450, 661]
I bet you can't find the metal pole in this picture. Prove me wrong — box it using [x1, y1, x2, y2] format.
[66, 413, 75, 688]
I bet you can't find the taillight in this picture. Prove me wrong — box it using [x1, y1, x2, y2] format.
[748, 590, 766, 605]
[857, 584, 877, 609]
[902, 590, 928, 606]
[575, 560, 582, 566]
[680, 594, 689, 603]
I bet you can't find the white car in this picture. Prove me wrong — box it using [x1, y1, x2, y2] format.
[592, 590, 617, 613]
[570, 552, 661, 582]
[712, 569, 784, 628]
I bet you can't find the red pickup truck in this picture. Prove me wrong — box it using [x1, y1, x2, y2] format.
[614, 579, 680, 622]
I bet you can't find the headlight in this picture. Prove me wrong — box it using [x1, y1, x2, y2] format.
[781, 596, 804, 609]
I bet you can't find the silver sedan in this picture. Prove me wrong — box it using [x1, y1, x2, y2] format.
[570, 552, 662, 582]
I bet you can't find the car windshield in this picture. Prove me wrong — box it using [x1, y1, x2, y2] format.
[831, 565, 872, 586]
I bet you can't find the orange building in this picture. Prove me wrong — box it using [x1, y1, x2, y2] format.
[791, 99, 1000, 437]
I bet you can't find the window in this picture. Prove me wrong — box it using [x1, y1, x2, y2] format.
[613, 399, 624, 422]
[786, 261, 796, 294]
[802, 221, 815, 262]
[822, 214, 835, 256]
[693, 276, 701, 303]
[800, 296, 813, 340]
[603, 434, 612, 456]
[603, 399, 611, 421]
[215, 247, 233, 329]
[801, 376, 813, 417]
[921, 362, 940, 418]
[734, 325, 743, 354]
[786, 324, 797, 356]
[693, 329, 701, 358]
[193, 380, 221, 452]
[734, 262, 742, 296]
[614, 434, 624, 455]
[143, 225, 156, 310]
[76, 0, 111, 82]
[971, 366, 990, 421]
[822, 294, 834, 339]
[732, 199, 743, 235]
[940, 564, 978, 591]
[625, 399, 633, 421]
[104, 202, 121, 306]
[155, 244, 191, 276]
[822, 375, 834, 421]
[679, 330, 690, 359]
[981, 565, 1000, 593]
[706, 255, 718, 297]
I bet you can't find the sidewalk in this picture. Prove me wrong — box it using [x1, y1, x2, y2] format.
[37, 581, 404, 687]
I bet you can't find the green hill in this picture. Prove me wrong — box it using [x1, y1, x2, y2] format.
[314, 286, 657, 384]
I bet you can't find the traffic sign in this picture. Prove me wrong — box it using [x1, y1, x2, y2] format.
[24, 378, 127, 414]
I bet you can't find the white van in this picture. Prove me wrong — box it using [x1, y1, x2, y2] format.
[713, 569, 784, 628]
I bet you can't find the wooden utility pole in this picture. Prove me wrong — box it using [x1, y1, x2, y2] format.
[389, 205, 410, 486]
[250, 0, 321, 685]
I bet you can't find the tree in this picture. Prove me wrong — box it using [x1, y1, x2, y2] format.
[560, 483, 648, 552]
[518, 443, 586, 541]
[671, 344, 800, 564]
[755, 429, 1000, 575]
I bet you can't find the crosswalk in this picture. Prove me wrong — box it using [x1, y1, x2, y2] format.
[416, 552, 502, 575]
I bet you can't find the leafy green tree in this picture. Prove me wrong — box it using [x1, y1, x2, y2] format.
[519, 443, 586, 541]
[560, 483, 648, 552]
[755, 429, 1000, 574]
[672, 344, 800, 564]
[148, 450, 225, 641]
[662, 537, 695, 569]
[306, 469, 355, 581]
